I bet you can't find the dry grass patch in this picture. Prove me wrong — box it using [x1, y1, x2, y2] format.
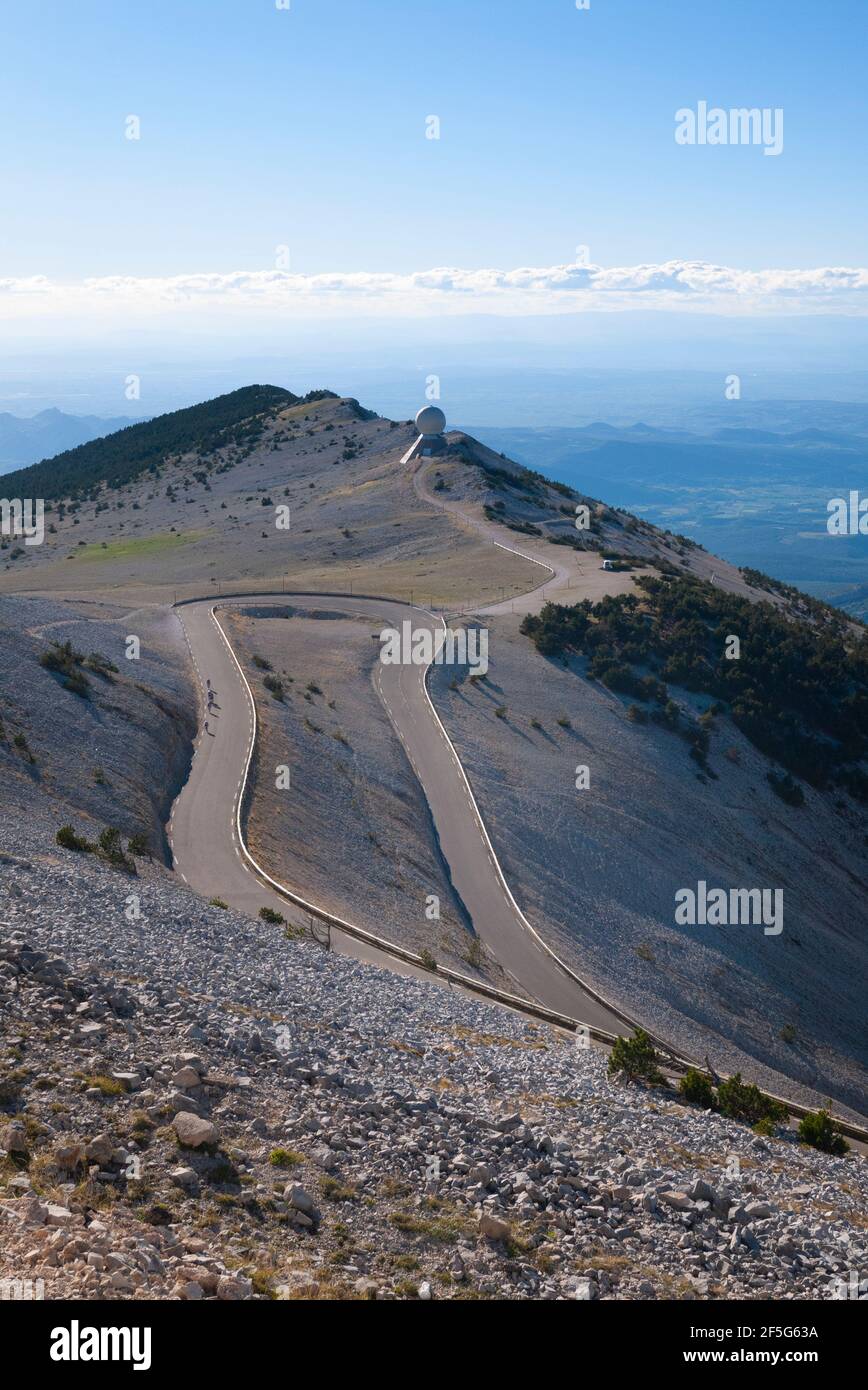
[451, 1024, 548, 1051]
[389, 1201, 473, 1244]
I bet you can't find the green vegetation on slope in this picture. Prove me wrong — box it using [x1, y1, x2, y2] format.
[69, 530, 209, 562]
[520, 574, 868, 798]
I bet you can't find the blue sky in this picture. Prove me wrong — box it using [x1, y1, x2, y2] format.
[2, 0, 866, 284]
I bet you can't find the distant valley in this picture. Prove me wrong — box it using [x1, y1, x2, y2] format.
[472, 415, 868, 619]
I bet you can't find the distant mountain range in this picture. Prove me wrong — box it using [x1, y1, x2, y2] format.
[0, 408, 137, 474]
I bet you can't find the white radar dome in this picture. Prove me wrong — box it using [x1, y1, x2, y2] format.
[415, 405, 446, 436]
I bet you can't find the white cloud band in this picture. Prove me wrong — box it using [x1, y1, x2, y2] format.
[2, 260, 868, 316]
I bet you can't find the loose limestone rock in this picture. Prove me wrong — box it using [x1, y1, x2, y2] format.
[173, 1113, 217, 1150]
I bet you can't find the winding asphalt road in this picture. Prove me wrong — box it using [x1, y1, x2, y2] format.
[170, 597, 426, 984]
[169, 588, 631, 1033]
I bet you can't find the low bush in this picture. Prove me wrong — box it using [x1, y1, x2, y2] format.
[608, 1029, 664, 1084]
[62, 669, 91, 699]
[269, 1148, 303, 1168]
[259, 906, 285, 926]
[716, 1073, 787, 1127]
[56, 825, 93, 853]
[13, 733, 34, 762]
[97, 826, 136, 872]
[678, 1068, 716, 1109]
[40, 640, 91, 698]
[85, 651, 119, 678]
[798, 1108, 849, 1155]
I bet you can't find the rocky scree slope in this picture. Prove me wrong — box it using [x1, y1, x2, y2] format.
[0, 596, 193, 861]
[0, 810, 865, 1302]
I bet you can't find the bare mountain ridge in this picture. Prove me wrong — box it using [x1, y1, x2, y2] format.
[4, 383, 859, 634]
[1, 387, 865, 1116]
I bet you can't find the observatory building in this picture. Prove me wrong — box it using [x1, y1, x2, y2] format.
[401, 405, 447, 464]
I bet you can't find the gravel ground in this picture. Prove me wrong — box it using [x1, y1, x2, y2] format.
[1, 808, 865, 1302]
